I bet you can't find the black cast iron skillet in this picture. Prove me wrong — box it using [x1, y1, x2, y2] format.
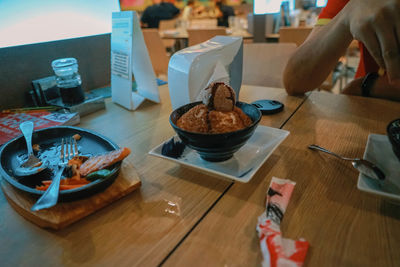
[0, 126, 121, 201]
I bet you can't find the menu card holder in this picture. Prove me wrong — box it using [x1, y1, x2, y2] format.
[111, 11, 160, 110]
[168, 36, 243, 110]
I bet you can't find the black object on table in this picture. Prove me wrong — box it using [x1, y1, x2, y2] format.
[251, 100, 284, 115]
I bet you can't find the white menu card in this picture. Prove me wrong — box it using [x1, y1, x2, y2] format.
[111, 11, 160, 110]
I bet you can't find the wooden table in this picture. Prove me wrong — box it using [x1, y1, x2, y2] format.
[2, 85, 399, 266]
[266, 33, 280, 43]
[0, 85, 304, 266]
[162, 91, 400, 267]
[160, 28, 253, 40]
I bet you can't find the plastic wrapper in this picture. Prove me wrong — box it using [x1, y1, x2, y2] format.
[256, 177, 309, 267]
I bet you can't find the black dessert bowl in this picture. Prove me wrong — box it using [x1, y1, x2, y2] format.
[169, 101, 261, 162]
[387, 118, 400, 162]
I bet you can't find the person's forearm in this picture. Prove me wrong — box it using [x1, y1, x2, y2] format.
[343, 76, 400, 101]
[283, 12, 353, 95]
[371, 79, 400, 101]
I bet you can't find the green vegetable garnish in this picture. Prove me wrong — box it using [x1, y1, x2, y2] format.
[86, 169, 112, 181]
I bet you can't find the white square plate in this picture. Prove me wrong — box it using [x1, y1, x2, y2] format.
[148, 125, 289, 183]
[357, 134, 400, 201]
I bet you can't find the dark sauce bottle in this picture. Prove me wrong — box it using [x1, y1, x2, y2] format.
[52, 58, 85, 105]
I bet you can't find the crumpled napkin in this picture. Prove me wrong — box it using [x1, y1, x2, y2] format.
[256, 177, 309, 267]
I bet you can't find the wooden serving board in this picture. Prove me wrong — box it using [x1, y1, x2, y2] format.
[1, 158, 141, 230]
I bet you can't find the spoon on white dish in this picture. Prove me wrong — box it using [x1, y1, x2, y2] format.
[308, 144, 385, 181]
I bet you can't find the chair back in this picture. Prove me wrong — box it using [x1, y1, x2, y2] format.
[159, 19, 178, 52]
[187, 28, 227, 46]
[159, 19, 177, 30]
[189, 19, 218, 28]
[142, 29, 170, 75]
[242, 43, 297, 88]
[279, 26, 313, 47]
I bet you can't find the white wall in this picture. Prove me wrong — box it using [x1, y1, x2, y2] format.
[0, 0, 120, 48]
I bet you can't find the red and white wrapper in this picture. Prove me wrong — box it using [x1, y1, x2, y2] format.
[256, 177, 309, 267]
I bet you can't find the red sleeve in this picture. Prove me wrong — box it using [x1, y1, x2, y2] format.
[318, 0, 349, 19]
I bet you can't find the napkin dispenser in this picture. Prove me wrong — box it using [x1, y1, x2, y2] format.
[168, 36, 243, 110]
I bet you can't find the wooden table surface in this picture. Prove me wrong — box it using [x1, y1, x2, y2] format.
[0, 85, 305, 266]
[163, 91, 400, 267]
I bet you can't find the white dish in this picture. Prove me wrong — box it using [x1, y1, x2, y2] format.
[357, 134, 400, 201]
[149, 125, 289, 183]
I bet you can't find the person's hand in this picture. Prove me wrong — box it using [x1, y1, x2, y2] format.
[341, 0, 400, 84]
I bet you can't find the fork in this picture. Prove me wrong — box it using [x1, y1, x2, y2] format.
[31, 137, 78, 211]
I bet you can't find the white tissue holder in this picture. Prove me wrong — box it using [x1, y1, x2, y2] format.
[168, 36, 243, 110]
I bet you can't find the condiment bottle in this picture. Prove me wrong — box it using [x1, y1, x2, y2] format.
[51, 58, 85, 105]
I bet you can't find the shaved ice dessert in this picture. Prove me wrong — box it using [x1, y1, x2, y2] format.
[176, 82, 252, 134]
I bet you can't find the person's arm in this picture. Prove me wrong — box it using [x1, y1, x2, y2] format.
[342, 75, 400, 101]
[283, 14, 353, 95]
[284, 0, 400, 95]
[181, 6, 190, 20]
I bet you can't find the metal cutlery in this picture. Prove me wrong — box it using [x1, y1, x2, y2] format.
[308, 144, 385, 181]
[31, 137, 78, 211]
[14, 121, 47, 176]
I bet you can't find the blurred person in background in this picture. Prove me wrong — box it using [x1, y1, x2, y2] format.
[181, 0, 205, 20]
[284, 0, 400, 101]
[141, 0, 180, 28]
[214, 0, 235, 27]
[182, 0, 195, 20]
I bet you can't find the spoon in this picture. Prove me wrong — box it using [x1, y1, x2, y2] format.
[14, 121, 46, 176]
[308, 144, 385, 181]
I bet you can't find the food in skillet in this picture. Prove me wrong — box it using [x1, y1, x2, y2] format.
[36, 147, 131, 191]
[176, 82, 252, 134]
